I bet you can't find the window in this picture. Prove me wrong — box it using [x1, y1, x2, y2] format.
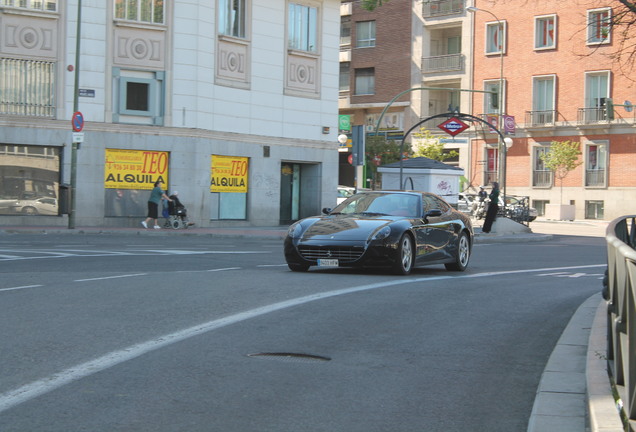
[1, 0, 56, 11]
[533, 145, 553, 187]
[0, 58, 56, 118]
[219, 0, 246, 38]
[486, 21, 505, 54]
[584, 71, 610, 121]
[587, 8, 611, 44]
[354, 68, 374, 95]
[585, 200, 604, 219]
[114, 0, 164, 24]
[340, 17, 351, 46]
[535, 15, 556, 49]
[356, 21, 376, 48]
[113, 69, 165, 125]
[483, 80, 502, 114]
[532, 75, 555, 124]
[585, 142, 607, 187]
[339, 62, 350, 92]
[485, 147, 498, 185]
[288, 3, 318, 53]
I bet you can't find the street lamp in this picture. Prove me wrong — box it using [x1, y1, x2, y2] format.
[466, 6, 507, 199]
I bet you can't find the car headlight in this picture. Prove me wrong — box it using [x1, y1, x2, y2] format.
[287, 222, 303, 238]
[372, 226, 391, 240]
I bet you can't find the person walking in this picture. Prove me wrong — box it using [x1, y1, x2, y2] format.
[141, 180, 172, 229]
[482, 181, 500, 233]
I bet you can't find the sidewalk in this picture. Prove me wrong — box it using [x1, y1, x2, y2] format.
[0, 217, 620, 431]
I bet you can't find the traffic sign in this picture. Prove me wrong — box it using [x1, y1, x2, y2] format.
[437, 117, 469, 137]
[625, 100, 633, 113]
[72, 111, 84, 132]
[72, 132, 84, 143]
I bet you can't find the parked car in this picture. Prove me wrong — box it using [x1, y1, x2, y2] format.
[11, 197, 58, 215]
[0, 196, 18, 214]
[337, 185, 355, 204]
[457, 193, 477, 215]
[284, 190, 473, 275]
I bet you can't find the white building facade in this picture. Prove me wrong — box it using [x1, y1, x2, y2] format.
[0, 0, 340, 227]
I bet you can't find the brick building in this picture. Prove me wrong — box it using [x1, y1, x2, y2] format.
[468, 0, 636, 220]
[340, 0, 635, 221]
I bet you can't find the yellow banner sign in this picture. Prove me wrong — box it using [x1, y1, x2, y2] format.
[104, 149, 169, 190]
[210, 155, 248, 193]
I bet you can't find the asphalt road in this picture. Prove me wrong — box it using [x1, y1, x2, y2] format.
[0, 231, 606, 431]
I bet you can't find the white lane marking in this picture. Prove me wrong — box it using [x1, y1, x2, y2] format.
[0, 285, 43, 292]
[74, 273, 147, 282]
[0, 262, 606, 414]
[258, 264, 289, 267]
[132, 250, 263, 255]
[176, 267, 241, 273]
[0, 249, 263, 261]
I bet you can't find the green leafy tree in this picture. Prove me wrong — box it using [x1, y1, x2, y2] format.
[365, 135, 411, 188]
[360, 0, 390, 11]
[540, 140, 583, 204]
[411, 128, 459, 162]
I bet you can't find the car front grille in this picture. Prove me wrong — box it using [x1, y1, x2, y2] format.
[298, 246, 365, 263]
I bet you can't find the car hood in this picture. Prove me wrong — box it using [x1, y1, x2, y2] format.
[299, 215, 399, 241]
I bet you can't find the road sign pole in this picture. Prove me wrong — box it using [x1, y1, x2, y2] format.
[68, 0, 82, 229]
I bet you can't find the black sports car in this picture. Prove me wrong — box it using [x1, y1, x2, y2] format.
[284, 191, 473, 275]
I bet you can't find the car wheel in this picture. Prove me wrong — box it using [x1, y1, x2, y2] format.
[445, 232, 470, 271]
[393, 233, 414, 275]
[288, 263, 310, 272]
[22, 206, 38, 215]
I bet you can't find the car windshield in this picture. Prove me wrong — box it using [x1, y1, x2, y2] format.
[333, 192, 421, 218]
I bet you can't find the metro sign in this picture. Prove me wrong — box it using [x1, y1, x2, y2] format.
[438, 117, 469, 137]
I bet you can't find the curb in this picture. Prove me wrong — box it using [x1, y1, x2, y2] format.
[527, 293, 623, 432]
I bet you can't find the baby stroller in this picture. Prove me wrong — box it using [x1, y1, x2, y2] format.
[163, 193, 192, 229]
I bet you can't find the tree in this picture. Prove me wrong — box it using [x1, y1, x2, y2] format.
[360, 0, 390, 11]
[365, 135, 411, 188]
[411, 128, 459, 162]
[540, 140, 583, 204]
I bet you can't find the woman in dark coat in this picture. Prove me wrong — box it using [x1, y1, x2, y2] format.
[482, 182, 500, 233]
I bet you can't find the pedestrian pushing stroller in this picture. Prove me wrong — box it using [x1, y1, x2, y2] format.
[163, 192, 193, 229]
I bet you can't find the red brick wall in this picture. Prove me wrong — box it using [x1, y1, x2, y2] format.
[349, 1, 411, 105]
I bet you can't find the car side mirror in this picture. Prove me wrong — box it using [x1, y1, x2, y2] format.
[423, 209, 442, 223]
[322, 207, 332, 214]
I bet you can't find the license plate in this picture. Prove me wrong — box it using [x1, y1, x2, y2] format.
[318, 259, 339, 267]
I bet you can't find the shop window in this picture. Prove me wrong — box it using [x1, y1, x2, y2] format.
[0, 144, 60, 216]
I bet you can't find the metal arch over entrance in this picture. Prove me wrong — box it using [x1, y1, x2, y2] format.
[396, 112, 505, 191]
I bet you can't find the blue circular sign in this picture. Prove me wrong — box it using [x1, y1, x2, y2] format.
[72, 111, 84, 132]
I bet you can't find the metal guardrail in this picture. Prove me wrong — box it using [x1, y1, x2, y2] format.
[605, 215, 636, 431]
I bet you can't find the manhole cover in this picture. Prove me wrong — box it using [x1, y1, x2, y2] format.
[247, 352, 331, 363]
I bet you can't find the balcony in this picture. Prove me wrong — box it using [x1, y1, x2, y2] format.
[339, 48, 351, 62]
[422, 0, 466, 18]
[586, 169, 606, 187]
[525, 110, 556, 127]
[422, 54, 465, 73]
[578, 107, 610, 124]
[533, 170, 553, 187]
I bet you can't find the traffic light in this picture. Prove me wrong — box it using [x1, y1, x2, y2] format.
[606, 98, 615, 120]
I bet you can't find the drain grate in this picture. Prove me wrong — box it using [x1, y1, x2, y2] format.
[247, 352, 331, 363]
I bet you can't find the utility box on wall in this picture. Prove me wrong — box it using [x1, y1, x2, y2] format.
[377, 157, 464, 205]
